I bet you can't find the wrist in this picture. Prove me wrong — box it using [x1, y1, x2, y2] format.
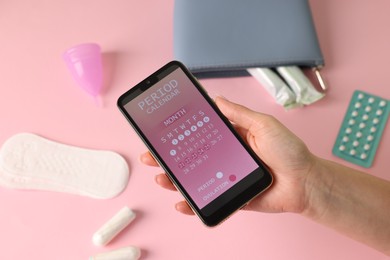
[301, 157, 336, 221]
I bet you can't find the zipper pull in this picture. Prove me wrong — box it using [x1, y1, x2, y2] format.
[313, 66, 327, 91]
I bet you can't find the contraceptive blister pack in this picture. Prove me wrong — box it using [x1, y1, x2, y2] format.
[332, 90, 389, 168]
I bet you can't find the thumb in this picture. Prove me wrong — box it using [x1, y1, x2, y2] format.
[215, 96, 265, 132]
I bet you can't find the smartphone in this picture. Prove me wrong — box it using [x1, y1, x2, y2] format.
[117, 61, 273, 227]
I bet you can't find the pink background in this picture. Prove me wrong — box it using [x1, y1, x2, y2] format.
[0, 0, 389, 259]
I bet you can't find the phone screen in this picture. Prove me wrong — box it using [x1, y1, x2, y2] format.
[118, 61, 272, 226]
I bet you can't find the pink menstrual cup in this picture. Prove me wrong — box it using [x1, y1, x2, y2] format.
[63, 43, 103, 102]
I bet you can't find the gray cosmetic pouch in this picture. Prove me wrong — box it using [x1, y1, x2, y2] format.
[173, 0, 324, 79]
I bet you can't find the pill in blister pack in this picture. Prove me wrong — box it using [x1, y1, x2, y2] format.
[332, 90, 389, 167]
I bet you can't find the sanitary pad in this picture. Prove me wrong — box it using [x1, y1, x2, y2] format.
[0, 133, 129, 199]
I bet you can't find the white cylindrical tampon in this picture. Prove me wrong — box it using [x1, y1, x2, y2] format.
[276, 66, 324, 105]
[92, 207, 136, 246]
[247, 68, 299, 109]
[89, 246, 141, 260]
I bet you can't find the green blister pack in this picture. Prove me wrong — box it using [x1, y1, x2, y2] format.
[332, 90, 389, 168]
